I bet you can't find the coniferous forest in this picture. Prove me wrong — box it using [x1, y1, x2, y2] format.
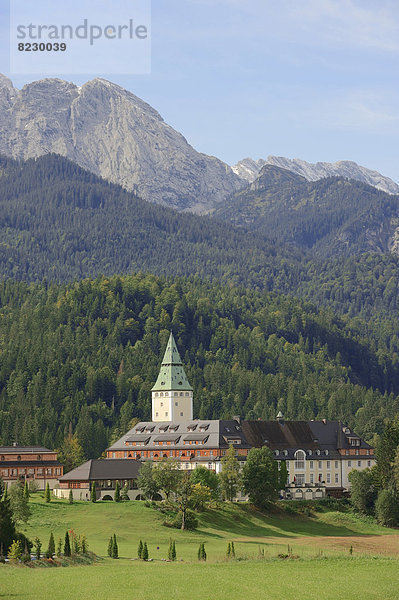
[1, 274, 399, 458]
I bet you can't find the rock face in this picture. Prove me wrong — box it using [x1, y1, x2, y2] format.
[0, 75, 242, 212]
[233, 155, 399, 195]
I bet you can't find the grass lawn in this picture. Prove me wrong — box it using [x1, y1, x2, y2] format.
[1, 495, 399, 599]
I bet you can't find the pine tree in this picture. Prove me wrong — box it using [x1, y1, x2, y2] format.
[80, 535, 88, 554]
[47, 532, 55, 558]
[44, 483, 51, 503]
[168, 539, 173, 560]
[23, 481, 30, 501]
[68, 489, 74, 504]
[112, 534, 118, 559]
[142, 541, 149, 561]
[64, 531, 71, 556]
[90, 482, 96, 503]
[171, 540, 176, 561]
[231, 541, 235, 558]
[227, 542, 231, 558]
[34, 537, 42, 560]
[198, 542, 206, 561]
[108, 536, 113, 557]
[114, 481, 121, 502]
[56, 537, 62, 557]
[138, 539, 143, 559]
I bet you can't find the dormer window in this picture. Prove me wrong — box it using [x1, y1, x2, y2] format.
[324, 450, 329, 456]
[307, 450, 312, 456]
[274, 450, 279, 456]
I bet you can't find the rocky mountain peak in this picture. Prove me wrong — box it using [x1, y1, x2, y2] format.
[233, 155, 399, 195]
[0, 74, 242, 212]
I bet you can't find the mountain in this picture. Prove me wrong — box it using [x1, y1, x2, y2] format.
[232, 155, 399, 195]
[215, 164, 399, 258]
[0, 153, 298, 285]
[0, 75, 242, 212]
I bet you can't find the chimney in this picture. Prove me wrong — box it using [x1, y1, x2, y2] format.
[276, 411, 284, 424]
[12, 441, 18, 447]
[322, 419, 327, 425]
[233, 415, 241, 425]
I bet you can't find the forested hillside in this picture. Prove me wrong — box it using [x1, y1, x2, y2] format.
[214, 165, 399, 257]
[0, 153, 297, 287]
[1, 275, 398, 459]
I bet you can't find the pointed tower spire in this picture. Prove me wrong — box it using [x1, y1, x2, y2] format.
[151, 333, 193, 422]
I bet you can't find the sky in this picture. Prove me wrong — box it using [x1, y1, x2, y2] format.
[0, 0, 398, 182]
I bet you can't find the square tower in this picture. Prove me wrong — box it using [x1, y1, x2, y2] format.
[151, 333, 193, 422]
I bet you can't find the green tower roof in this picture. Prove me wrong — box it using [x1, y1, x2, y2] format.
[151, 332, 193, 392]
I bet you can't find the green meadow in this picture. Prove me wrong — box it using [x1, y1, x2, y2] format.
[1, 495, 399, 600]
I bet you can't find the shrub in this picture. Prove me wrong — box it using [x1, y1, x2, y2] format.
[46, 532, 55, 558]
[137, 539, 143, 559]
[8, 540, 23, 563]
[114, 481, 121, 503]
[198, 542, 206, 561]
[163, 510, 198, 530]
[68, 489, 73, 504]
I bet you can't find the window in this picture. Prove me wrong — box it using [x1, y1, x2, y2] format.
[175, 402, 178, 406]
[180, 412, 183, 416]
[160, 392, 163, 397]
[165, 412, 168, 417]
[355, 449, 359, 456]
[309, 461, 313, 469]
[0, 456, 4, 461]
[37, 455, 42, 461]
[327, 461, 330, 469]
[357, 460, 361, 468]
[17, 455, 21, 461]
[294, 450, 305, 470]
[155, 412, 159, 417]
[310, 474, 314, 484]
[160, 402, 163, 407]
[367, 460, 371, 467]
[366, 449, 370, 455]
[180, 392, 183, 397]
[318, 461, 322, 469]
[335, 461, 338, 469]
[185, 392, 189, 396]
[335, 473, 339, 483]
[326, 473, 331, 484]
[345, 450, 349, 455]
[155, 392, 159, 397]
[295, 474, 305, 485]
[348, 460, 352, 467]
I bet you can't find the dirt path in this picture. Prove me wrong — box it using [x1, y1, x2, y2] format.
[235, 534, 399, 556]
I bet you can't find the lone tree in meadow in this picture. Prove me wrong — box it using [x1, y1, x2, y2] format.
[44, 483, 51, 503]
[112, 534, 118, 559]
[198, 542, 206, 561]
[68, 489, 73, 504]
[137, 539, 143, 559]
[64, 531, 71, 557]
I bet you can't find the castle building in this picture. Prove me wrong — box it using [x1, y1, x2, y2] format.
[151, 333, 193, 422]
[105, 333, 376, 499]
[0, 444, 63, 490]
